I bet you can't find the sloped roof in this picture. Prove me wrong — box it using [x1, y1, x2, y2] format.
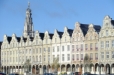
[0, 41, 2, 49]
[57, 31, 63, 38]
[80, 24, 89, 36]
[7, 36, 12, 43]
[67, 29, 73, 37]
[17, 37, 21, 42]
[111, 20, 114, 25]
[39, 33, 44, 40]
[94, 25, 101, 33]
[49, 33, 54, 39]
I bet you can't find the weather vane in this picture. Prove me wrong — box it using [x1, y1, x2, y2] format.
[28, 1, 30, 8]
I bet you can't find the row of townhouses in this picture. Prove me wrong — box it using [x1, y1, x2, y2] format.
[0, 3, 114, 75]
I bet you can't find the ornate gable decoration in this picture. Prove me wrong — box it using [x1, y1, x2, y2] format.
[102, 15, 113, 29]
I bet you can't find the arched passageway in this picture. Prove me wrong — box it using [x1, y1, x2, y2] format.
[72, 64, 75, 72]
[106, 64, 110, 74]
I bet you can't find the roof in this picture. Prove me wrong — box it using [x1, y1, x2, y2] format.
[57, 31, 63, 38]
[67, 29, 73, 37]
[49, 33, 54, 39]
[94, 25, 101, 33]
[7, 36, 12, 43]
[80, 24, 89, 36]
[17, 37, 21, 42]
[39, 33, 44, 40]
[0, 41, 2, 49]
[111, 20, 114, 25]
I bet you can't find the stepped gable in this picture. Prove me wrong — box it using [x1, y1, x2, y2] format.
[67, 29, 73, 37]
[80, 24, 89, 36]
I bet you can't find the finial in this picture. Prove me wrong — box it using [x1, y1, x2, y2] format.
[28, 1, 30, 8]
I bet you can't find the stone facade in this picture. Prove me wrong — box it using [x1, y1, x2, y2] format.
[1, 3, 114, 75]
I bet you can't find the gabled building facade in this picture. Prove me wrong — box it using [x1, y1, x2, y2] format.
[1, 2, 114, 75]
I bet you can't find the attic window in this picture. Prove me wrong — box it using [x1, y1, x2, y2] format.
[105, 23, 108, 26]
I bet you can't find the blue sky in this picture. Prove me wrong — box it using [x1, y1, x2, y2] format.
[0, 0, 114, 41]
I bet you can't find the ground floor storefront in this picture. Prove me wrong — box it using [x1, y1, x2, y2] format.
[1, 63, 114, 74]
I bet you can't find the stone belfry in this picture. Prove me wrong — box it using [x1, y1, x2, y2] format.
[23, 2, 34, 38]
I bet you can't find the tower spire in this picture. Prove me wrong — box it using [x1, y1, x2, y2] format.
[28, 1, 30, 8]
[23, 2, 34, 38]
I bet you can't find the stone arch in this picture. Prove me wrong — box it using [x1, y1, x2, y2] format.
[106, 64, 110, 74]
[36, 65, 39, 74]
[66, 64, 71, 72]
[32, 65, 35, 74]
[72, 64, 75, 72]
[85, 64, 89, 72]
[61, 64, 65, 72]
[4, 66, 6, 74]
[43, 65, 46, 74]
[111, 63, 114, 74]
[76, 64, 80, 72]
[90, 64, 94, 73]
[95, 63, 99, 74]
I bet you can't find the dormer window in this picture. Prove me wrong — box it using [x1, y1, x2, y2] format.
[106, 30, 108, 36]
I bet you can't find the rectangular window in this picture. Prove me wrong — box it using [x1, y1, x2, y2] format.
[44, 48, 46, 52]
[112, 51, 114, 58]
[90, 53, 93, 60]
[106, 41, 109, 48]
[72, 45, 74, 51]
[101, 52, 104, 59]
[106, 52, 109, 58]
[36, 56, 38, 61]
[44, 55, 45, 61]
[76, 45, 78, 51]
[62, 54, 64, 61]
[57, 46, 59, 52]
[40, 48, 41, 53]
[57, 55, 59, 61]
[48, 55, 50, 61]
[112, 40, 114, 47]
[67, 54, 70, 61]
[62, 46, 64, 51]
[67, 45, 70, 51]
[81, 44, 83, 51]
[106, 30, 108, 36]
[85, 44, 88, 50]
[53, 47, 55, 52]
[90, 43, 92, 50]
[81, 54, 83, 60]
[53, 55, 55, 62]
[76, 54, 79, 60]
[95, 53, 98, 60]
[29, 49, 31, 54]
[36, 49, 38, 53]
[72, 54, 74, 60]
[101, 41, 104, 48]
[48, 47, 50, 52]
[95, 43, 98, 50]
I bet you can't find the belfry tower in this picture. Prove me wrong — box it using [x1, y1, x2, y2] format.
[23, 2, 34, 38]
